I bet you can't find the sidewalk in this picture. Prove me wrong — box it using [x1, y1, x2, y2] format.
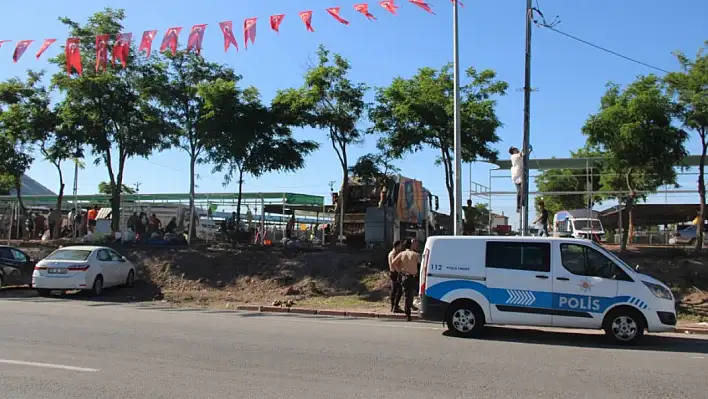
[235, 305, 708, 335]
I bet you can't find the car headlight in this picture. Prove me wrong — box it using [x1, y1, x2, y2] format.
[643, 281, 673, 300]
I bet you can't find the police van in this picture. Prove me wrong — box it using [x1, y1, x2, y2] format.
[419, 236, 677, 345]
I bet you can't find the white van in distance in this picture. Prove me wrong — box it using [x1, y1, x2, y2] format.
[419, 236, 676, 344]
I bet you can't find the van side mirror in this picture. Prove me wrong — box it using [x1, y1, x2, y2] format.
[634, 264, 641, 272]
[122, 256, 128, 262]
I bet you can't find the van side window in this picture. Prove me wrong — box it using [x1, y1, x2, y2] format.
[485, 242, 550, 272]
[560, 244, 631, 281]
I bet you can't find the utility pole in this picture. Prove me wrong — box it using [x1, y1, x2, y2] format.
[521, 0, 533, 236]
[452, 0, 463, 236]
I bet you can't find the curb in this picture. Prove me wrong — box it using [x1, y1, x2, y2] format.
[674, 326, 708, 335]
[234, 305, 419, 321]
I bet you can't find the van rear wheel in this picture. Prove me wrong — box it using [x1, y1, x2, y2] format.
[446, 300, 485, 338]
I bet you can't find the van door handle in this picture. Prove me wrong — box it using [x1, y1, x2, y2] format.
[535, 275, 549, 279]
[556, 277, 570, 281]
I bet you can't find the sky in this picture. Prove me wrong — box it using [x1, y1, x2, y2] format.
[2, 0, 707, 224]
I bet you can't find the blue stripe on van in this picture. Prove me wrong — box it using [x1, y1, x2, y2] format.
[426, 279, 647, 314]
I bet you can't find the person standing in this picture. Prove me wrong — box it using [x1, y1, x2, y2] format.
[87, 205, 98, 233]
[391, 239, 421, 321]
[534, 200, 549, 237]
[388, 240, 403, 313]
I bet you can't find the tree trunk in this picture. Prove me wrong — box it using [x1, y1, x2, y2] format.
[621, 197, 634, 251]
[13, 174, 26, 212]
[441, 147, 454, 218]
[236, 168, 244, 232]
[54, 162, 65, 238]
[696, 136, 707, 251]
[188, 154, 197, 238]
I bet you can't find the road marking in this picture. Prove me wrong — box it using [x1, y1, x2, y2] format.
[0, 359, 99, 372]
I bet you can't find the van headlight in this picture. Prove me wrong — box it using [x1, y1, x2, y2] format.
[643, 281, 673, 300]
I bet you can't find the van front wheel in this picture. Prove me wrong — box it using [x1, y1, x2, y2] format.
[603, 308, 645, 345]
[446, 300, 485, 338]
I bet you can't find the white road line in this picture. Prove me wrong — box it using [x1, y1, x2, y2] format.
[0, 359, 99, 372]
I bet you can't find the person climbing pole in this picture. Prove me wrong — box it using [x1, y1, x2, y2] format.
[509, 145, 532, 213]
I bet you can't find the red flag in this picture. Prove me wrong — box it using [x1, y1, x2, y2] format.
[65, 38, 82, 76]
[138, 30, 157, 58]
[379, 1, 399, 15]
[354, 4, 377, 20]
[13, 40, 33, 63]
[160, 27, 182, 56]
[36, 39, 56, 60]
[244, 18, 257, 49]
[451, 0, 464, 7]
[299, 11, 315, 32]
[218, 21, 238, 52]
[409, 0, 435, 14]
[270, 14, 285, 34]
[112, 33, 132, 68]
[187, 24, 207, 54]
[95, 34, 109, 73]
[326, 7, 350, 25]
[0, 40, 10, 49]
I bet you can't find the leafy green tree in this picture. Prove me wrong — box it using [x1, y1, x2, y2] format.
[273, 45, 367, 235]
[534, 149, 603, 216]
[97, 181, 135, 195]
[149, 50, 238, 236]
[369, 64, 507, 213]
[50, 9, 175, 231]
[206, 84, 319, 229]
[665, 41, 708, 249]
[582, 76, 688, 250]
[0, 71, 56, 210]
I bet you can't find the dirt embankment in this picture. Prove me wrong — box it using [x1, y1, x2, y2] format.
[9, 242, 708, 320]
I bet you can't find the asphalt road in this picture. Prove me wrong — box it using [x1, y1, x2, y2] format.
[0, 296, 707, 399]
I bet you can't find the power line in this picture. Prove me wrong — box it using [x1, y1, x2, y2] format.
[531, 6, 671, 74]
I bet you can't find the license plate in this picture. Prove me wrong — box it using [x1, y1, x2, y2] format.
[48, 268, 67, 274]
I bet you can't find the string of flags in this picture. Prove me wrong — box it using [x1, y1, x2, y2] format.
[0, 0, 464, 75]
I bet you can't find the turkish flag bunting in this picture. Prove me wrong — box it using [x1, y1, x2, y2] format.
[354, 4, 377, 20]
[138, 30, 158, 58]
[326, 7, 350, 25]
[299, 11, 314, 32]
[270, 14, 285, 34]
[112, 33, 132, 68]
[95, 34, 109, 72]
[35, 39, 56, 60]
[379, 1, 399, 15]
[409, 0, 434, 14]
[244, 18, 257, 49]
[13, 40, 33, 63]
[0, 40, 11, 49]
[218, 21, 238, 52]
[187, 24, 207, 54]
[65, 38, 82, 76]
[160, 27, 182, 56]
[452, 0, 464, 7]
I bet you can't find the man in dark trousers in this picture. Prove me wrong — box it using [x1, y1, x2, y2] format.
[391, 239, 421, 321]
[534, 200, 550, 237]
[388, 240, 403, 313]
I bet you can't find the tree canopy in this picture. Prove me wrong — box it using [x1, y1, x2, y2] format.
[369, 64, 507, 213]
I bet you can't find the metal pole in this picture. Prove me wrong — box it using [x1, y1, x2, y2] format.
[452, 0, 463, 236]
[521, 0, 533, 236]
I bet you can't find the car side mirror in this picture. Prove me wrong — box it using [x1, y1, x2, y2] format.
[121, 256, 127, 262]
[635, 264, 641, 272]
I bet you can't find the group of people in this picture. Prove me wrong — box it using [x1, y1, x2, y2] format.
[387, 238, 421, 322]
[127, 211, 178, 240]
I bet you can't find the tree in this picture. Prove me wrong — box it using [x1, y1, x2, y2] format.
[50, 9, 174, 231]
[97, 181, 135, 195]
[582, 76, 688, 250]
[665, 41, 708, 250]
[0, 71, 56, 211]
[149, 50, 238, 238]
[369, 63, 507, 214]
[273, 45, 367, 238]
[534, 149, 603, 216]
[206, 84, 319, 230]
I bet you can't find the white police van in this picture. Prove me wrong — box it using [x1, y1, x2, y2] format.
[419, 236, 677, 345]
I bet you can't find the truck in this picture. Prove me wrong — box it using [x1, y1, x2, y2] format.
[553, 209, 605, 241]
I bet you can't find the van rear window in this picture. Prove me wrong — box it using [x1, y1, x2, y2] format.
[485, 242, 550, 272]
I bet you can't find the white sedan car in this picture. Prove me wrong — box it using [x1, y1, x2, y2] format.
[32, 246, 136, 297]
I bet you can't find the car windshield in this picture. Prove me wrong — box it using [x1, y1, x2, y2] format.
[45, 249, 92, 261]
[573, 219, 602, 230]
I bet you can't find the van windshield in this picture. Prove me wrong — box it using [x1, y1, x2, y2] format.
[592, 243, 633, 273]
[573, 219, 602, 231]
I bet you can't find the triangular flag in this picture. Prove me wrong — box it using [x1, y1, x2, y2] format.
[326, 7, 350, 25]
